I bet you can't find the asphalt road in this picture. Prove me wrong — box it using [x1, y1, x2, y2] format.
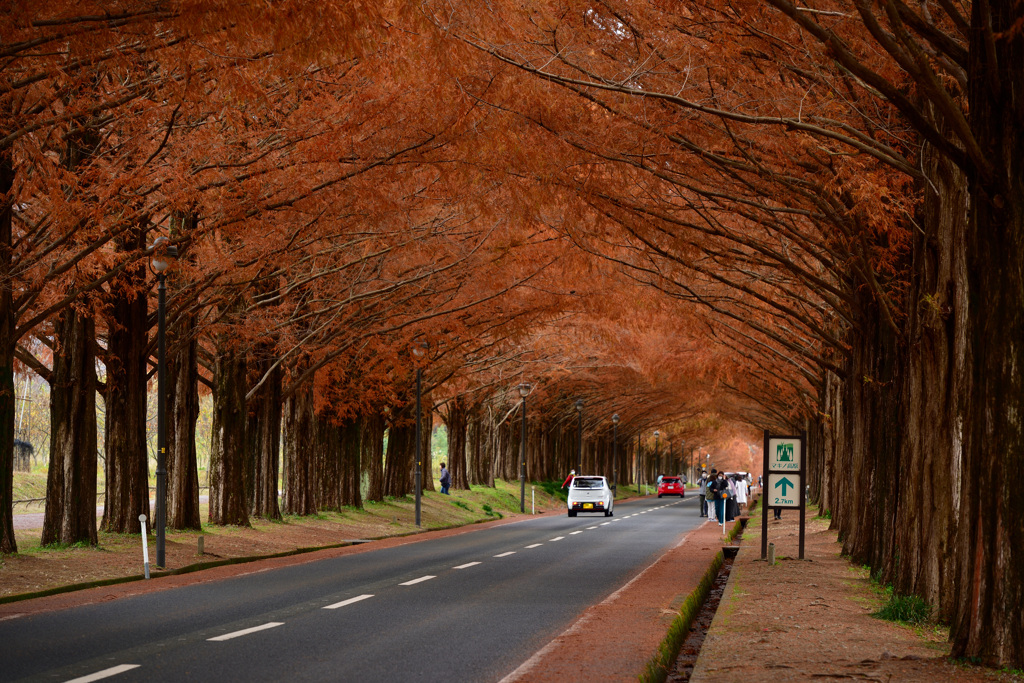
[2, 495, 701, 683]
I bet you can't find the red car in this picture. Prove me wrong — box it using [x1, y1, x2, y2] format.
[657, 476, 685, 498]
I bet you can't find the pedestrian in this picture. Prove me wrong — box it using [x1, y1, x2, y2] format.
[439, 462, 451, 495]
[697, 470, 709, 517]
[735, 473, 748, 510]
[561, 469, 576, 489]
[707, 470, 729, 523]
[725, 474, 740, 521]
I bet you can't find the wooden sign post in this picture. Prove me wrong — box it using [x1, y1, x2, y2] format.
[761, 430, 807, 560]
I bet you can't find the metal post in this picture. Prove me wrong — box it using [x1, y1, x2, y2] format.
[155, 273, 167, 568]
[576, 405, 583, 474]
[520, 394, 526, 513]
[799, 430, 807, 559]
[761, 429, 770, 560]
[415, 368, 422, 527]
[636, 434, 641, 496]
[612, 421, 618, 491]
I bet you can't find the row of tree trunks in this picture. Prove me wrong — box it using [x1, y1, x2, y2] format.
[101, 224, 150, 535]
[953, 10, 1024, 663]
[0, 151, 17, 553]
[41, 307, 98, 546]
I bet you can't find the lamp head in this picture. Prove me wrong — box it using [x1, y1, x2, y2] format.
[654, 430, 660, 438]
[612, 413, 620, 425]
[575, 399, 583, 412]
[150, 236, 178, 274]
[411, 342, 427, 359]
[518, 383, 531, 398]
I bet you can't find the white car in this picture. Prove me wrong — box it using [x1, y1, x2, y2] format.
[567, 476, 614, 517]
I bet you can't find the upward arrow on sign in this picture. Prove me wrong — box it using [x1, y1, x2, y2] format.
[774, 477, 794, 496]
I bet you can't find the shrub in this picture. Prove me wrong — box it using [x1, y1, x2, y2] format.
[874, 591, 932, 624]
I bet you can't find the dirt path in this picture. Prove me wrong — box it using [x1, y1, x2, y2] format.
[687, 508, 1011, 682]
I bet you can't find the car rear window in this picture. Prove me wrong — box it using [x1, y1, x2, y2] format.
[663, 478, 681, 484]
[573, 478, 604, 489]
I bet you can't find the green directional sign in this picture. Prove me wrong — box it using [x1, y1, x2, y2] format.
[768, 438, 801, 471]
[767, 473, 800, 507]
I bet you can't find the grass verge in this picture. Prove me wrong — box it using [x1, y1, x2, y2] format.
[639, 551, 726, 683]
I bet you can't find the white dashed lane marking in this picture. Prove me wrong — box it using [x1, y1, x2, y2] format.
[525, 543, 543, 549]
[208, 622, 284, 642]
[324, 594, 373, 610]
[570, 531, 583, 535]
[549, 536, 565, 542]
[65, 665, 141, 683]
[453, 562, 481, 569]
[399, 575, 436, 586]
[587, 526, 598, 529]
[494, 551, 516, 557]
[600, 522, 611, 526]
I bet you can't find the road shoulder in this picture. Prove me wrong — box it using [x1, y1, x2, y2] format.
[500, 518, 723, 683]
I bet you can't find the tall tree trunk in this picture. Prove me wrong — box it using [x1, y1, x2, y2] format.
[101, 226, 149, 535]
[166, 212, 201, 530]
[316, 414, 341, 511]
[382, 405, 415, 498]
[0, 151, 17, 553]
[248, 358, 282, 519]
[953, 3, 1024, 664]
[41, 307, 98, 546]
[208, 341, 249, 527]
[891, 110, 968, 618]
[446, 397, 469, 490]
[167, 313, 201, 530]
[283, 379, 316, 515]
[361, 410, 384, 502]
[339, 416, 362, 508]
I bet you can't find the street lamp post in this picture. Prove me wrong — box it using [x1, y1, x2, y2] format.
[611, 414, 620, 491]
[518, 383, 531, 513]
[653, 430, 660, 488]
[636, 433, 641, 496]
[150, 236, 177, 569]
[575, 399, 583, 473]
[411, 343, 427, 527]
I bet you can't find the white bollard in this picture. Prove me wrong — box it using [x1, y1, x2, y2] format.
[531, 487, 535, 515]
[139, 514, 150, 579]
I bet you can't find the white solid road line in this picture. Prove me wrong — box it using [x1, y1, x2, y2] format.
[399, 575, 436, 586]
[65, 664, 141, 683]
[570, 531, 583, 535]
[494, 551, 516, 557]
[549, 536, 565, 541]
[208, 622, 284, 642]
[525, 543, 543, 548]
[453, 562, 481, 569]
[324, 594, 374, 610]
